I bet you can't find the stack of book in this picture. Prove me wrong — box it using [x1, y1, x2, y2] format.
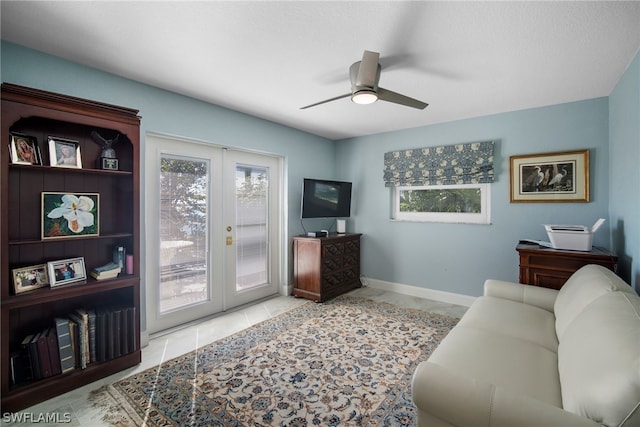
[10, 305, 136, 386]
[90, 262, 121, 281]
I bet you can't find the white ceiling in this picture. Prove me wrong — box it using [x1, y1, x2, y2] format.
[2, 1, 640, 140]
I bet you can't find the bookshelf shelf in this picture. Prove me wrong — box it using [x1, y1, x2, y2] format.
[8, 232, 134, 246]
[1, 84, 141, 413]
[2, 276, 140, 310]
[5, 351, 140, 407]
[9, 162, 133, 176]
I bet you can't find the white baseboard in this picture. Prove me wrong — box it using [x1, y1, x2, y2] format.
[361, 276, 476, 307]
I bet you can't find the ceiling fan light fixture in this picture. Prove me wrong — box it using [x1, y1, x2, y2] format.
[351, 90, 378, 105]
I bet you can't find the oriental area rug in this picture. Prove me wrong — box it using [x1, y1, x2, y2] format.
[90, 295, 458, 426]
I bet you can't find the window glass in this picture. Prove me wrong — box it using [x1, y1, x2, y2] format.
[392, 184, 491, 224]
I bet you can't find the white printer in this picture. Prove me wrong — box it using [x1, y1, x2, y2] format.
[543, 218, 606, 251]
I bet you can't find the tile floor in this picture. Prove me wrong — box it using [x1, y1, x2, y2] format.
[2, 287, 468, 426]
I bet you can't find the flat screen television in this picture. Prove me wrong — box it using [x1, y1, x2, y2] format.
[301, 178, 352, 219]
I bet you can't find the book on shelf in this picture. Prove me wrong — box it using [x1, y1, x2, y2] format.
[111, 307, 122, 359]
[9, 350, 30, 386]
[68, 312, 88, 369]
[17, 334, 35, 383]
[124, 307, 135, 355]
[87, 309, 97, 363]
[24, 333, 41, 381]
[35, 331, 53, 378]
[69, 320, 80, 369]
[54, 317, 75, 374]
[95, 307, 108, 362]
[13, 304, 137, 387]
[107, 310, 115, 360]
[46, 328, 61, 376]
[90, 270, 121, 280]
[90, 261, 121, 280]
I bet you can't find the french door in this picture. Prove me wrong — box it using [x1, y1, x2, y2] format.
[146, 134, 281, 334]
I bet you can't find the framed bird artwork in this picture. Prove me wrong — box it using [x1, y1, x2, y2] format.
[509, 149, 589, 203]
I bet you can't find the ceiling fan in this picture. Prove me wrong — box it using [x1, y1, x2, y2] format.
[301, 50, 428, 110]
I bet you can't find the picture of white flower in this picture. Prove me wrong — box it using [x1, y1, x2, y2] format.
[42, 192, 99, 239]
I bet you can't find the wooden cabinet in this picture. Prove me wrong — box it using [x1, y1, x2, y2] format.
[293, 233, 362, 302]
[516, 243, 617, 290]
[1, 84, 141, 412]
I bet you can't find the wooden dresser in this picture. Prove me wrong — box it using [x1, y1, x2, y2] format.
[516, 243, 617, 290]
[293, 233, 362, 302]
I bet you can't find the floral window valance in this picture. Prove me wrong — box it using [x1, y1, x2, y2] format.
[383, 140, 495, 187]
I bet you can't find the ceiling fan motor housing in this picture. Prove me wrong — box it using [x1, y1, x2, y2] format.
[301, 49, 427, 110]
[350, 57, 381, 104]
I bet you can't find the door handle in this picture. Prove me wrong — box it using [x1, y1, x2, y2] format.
[226, 236, 233, 246]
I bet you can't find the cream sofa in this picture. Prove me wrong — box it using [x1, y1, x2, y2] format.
[412, 264, 640, 427]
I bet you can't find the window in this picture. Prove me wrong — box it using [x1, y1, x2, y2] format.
[392, 183, 491, 224]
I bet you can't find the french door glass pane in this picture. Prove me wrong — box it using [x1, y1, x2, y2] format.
[159, 156, 209, 313]
[235, 164, 268, 290]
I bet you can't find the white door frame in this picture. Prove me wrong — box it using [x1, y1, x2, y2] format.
[145, 133, 283, 335]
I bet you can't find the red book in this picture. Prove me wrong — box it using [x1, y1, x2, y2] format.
[36, 330, 53, 378]
[46, 328, 62, 376]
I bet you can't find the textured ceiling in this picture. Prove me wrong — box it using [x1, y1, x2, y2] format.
[2, 1, 640, 140]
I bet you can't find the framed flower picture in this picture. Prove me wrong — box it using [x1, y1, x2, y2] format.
[41, 192, 99, 239]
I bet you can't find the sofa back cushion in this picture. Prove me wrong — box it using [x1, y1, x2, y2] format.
[554, 264, 636, 339]
[557, 290, 640, 426]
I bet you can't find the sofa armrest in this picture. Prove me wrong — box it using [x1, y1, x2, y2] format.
[484, 279, 558, 312]
[412, 362, 600, 427]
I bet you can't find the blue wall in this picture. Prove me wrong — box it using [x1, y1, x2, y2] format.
[2, 41, 638, 299]
[1, 41, 335, 291]
[609, 51, 640, 291]
[336, 99, 611, 296]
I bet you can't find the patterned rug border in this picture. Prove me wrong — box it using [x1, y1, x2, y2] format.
[90, 295, 459, 426]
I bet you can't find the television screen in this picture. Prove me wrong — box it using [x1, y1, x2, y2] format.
[301, 178, 352, 219]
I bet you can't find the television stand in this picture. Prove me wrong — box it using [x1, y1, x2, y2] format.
[293, 233, 362, 302]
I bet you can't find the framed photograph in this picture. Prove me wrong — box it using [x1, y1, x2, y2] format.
[42, 192, 99, 239]
[48, 136, 82, 168]
[12, 264, 49, 294]
[9, 133, 41, 165]
[47, 257, 87, 288]
[510, 149, 589, 203]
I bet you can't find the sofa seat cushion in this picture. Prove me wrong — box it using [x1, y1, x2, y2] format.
[428, 325, 562, 407]
[458, 296, 558, 352]
[558, 291, 640, 426]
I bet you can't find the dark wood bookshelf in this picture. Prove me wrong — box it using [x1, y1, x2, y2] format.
[1, 83, 141, 412]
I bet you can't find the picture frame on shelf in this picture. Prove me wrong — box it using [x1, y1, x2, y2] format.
[12, 264, 49, 294]
[9, 133, 41, 165]
[48, 136, 82, 168]
[41, 192, 99, 239]
[47, 257, 87, 288]
[509, 149, 589, 203]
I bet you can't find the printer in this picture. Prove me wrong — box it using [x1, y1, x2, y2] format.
[543, 218, 605, 251]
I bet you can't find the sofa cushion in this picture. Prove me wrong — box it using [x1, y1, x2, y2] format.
[458, 296, 558, 352]
[428, 325, 562, 407]
[558, 291, 640, 426]
[555, 265, 636, 339]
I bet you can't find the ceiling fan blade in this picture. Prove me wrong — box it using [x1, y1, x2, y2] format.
[355, 50, 380, 88]
[377, 87, 428, 110]
[300, 93, 351, 110]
